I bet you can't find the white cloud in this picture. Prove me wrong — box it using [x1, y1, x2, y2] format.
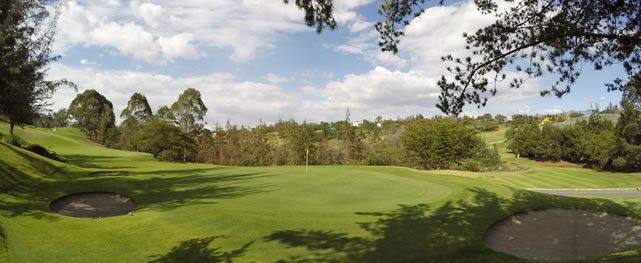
[55, 1, 199, 64]
[48, 64, 298, 125]
[133, 2, 164, 28]
[79, 59, 97, 65]
[57, 0, 367, 63]
[325, 0, 543, 116]
[265, 74, 287, 84]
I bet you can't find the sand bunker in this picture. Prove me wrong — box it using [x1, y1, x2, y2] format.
[49, 192, 136, 218]
[484, 208, 641, 261]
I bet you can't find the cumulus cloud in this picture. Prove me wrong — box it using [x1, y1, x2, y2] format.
[55, 1, 200, 64]
[47, 0, 560, 125]
[324, 0, 544, 116]
[48, 64, 299, 125]
[54, 0, 375, 63]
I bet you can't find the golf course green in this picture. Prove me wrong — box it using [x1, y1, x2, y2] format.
[2, 123, 641, 262]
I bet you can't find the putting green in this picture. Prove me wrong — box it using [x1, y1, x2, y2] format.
[1, 124, 641, 262]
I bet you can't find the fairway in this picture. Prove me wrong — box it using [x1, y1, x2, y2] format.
[2, 125, 641, 262]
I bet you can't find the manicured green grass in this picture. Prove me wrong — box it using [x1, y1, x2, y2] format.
[479, 126, 508, 144]
[1, 124, 641, 262]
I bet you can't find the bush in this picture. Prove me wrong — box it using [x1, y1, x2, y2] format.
[612, 157, 627, 170]
[461, 160, 481, 172]
[134, 118, 195, 162]
[157, 148, 187, 162]
[569, 112, 584, 118]
[23, 144, 66, 162]
[2, 134, 24, 147]
[366, 144, 406, 166]
[475, 145, 502, 167]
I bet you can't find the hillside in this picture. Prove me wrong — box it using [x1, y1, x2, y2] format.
[553, 113, 620, 127]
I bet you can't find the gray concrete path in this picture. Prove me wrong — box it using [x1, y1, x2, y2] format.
[528, 188, 641, 196]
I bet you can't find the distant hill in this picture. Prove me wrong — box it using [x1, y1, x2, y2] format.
[553, 113, 620, 127]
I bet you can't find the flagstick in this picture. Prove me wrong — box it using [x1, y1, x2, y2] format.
[306, 147, 309, 173]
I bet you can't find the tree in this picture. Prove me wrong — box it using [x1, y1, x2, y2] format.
[121, 93, 152, 124]
[401, 118, 481, 169]
[134, 118, 195, 162]
[494, 114, 506, 124]
[613, 98, 641, 171]
[68, 89, 117, 145]
[624, 73, 641, 108]
[157, 105, 175, 123]
[51, 108, 69, 127]
[170, 88, 207, 135]
[287, 0, 641, 115]
[119, 93, 153, 150]
[0, 0, 74, 134]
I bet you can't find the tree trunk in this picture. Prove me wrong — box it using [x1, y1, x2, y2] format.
[9, 122, 14, 135]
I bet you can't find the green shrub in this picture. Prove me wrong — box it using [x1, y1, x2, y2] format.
[2, 134, 24, 147]
[461, 160, 481, 172]
[612, 157, 627, 170]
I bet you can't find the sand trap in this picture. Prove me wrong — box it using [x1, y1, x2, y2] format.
[89, 171, 129, 176]
[49, 192, 136, 218]
[484, 208, 641, 261]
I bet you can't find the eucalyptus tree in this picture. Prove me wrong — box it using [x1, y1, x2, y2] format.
[119, 93, 153, 150]
[170, 88, 207, 135]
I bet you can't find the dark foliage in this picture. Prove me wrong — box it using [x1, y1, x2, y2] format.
[22, 144, 65, 162]
[0, 0, 75, 134]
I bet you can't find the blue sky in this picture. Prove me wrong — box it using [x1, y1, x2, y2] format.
[48, 0, 624, 126]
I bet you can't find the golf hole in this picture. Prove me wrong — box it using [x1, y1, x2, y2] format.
[49, 192, 136, 218]
[484, 208, 641, 261]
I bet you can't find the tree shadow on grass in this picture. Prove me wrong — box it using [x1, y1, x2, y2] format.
[148, 235, 253, 263]
[62, 154, 139, 169]
[0, 167, 273, 220]
[0, 145, 62, 189]
[266, 188, 641, 262]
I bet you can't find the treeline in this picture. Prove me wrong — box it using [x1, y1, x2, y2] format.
[29, 88, 503, 171]
[507, 100, 641, 171]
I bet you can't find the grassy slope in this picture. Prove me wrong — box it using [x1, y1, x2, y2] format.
[0, 124, 640, 261]
[554, 113, 620, 127]
[479, 126, 641, 189]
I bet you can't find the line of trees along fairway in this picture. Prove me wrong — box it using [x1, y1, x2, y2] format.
[507, 82, 641, 171]
[56, 87, 501, 169]
[65, 89, 200, 162]
[31, 85, 499, 169]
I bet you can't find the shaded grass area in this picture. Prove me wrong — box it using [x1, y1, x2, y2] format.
[148, 236, 253, 262]
[0, 167, 272, 219]
[266, 188, 641, 262]
[0, 143, 63, 192]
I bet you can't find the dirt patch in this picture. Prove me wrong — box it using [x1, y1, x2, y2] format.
[49, 192, 136, 218]
[484, 209, 641, 261]
[89, 171, 129, 176]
